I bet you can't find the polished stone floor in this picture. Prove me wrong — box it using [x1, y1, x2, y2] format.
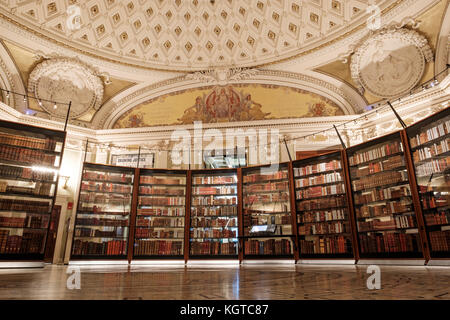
[0, 264, 449, 300]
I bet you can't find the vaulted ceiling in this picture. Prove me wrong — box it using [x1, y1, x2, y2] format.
[0, 0, 388, 71]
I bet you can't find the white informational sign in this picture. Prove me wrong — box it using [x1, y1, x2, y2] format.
[111, 153, 154, 168]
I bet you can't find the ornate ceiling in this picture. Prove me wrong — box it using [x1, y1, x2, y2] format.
[0, 0, 388, 71]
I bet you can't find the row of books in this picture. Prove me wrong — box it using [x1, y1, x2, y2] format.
[191, 206, 237, 216]
[0, 199, 50, 213]
[0, 182, 53, 196]
[297, 196, 345, 211]
[79, 194, 132, 205]
[295, 172, 342, 188]
[75, 217, 129, 227]
[245, 214, 291, 226]
[0, 132, 57, 151]
[134, 240, 183, 256]
[140, 175, 185, 185]
[191, 217, 237, 228]
[192, 196, 237, 206]
[349, 141, 403, 166]
[354, 186, 411, 205]
[296, 184, 344, 199]
[190, 241, 237, 255]
[244, 225, 292, 236]
[83, 171, 133, 184]
[244, 181, 289, 193]
[355, 200, 413, 218]
[409, 120, 450, 149]
[0, 214, 49, 228]
[0, 145, 57, 167]
[72, 239, 127, 256]
[353, 155, 404, 178]
[299, 221, 349, 236]
[243, 171, 288, 183]
[244, 239, 292, 255]
[413, 139, 449, 162]
[81, 182, 132, 194]
[300, 236, 352, 254]
[244, 193, 289, 204]
[190, 228, 237, 239]
[358, 215, 416, 232]
[415, 157, 450, 177]
[139, 196, 185, 206]
[192, 186, 236, 195]
[424, 210, 449, 226]
[359, 233, 421, 253]
[294, 160, 342, 177]
[74, 227, 127, 238]
[139, 186, 185, 196]
[0, 165, 55, 181]
[420, 193, 448, 210]
[135, 228, 184, 239]
[78, 207, 129, 215]
[0, 230, 45, 254]
[136, 217, 184, 227]
[137, 207, 184, 216]
[298, 209, 347, 224]
[429, 230, 450, 252]
[352, 171, 409, 191]
[193, 176, 235, 185]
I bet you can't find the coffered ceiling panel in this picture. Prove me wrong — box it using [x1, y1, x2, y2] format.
[0, 0, 387, 71]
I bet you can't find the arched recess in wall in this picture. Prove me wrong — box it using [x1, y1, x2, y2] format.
[0, 40, 26, 112]
[91, 71, 367, 129]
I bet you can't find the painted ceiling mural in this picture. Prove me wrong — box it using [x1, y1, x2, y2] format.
[113, 84, 345, 129]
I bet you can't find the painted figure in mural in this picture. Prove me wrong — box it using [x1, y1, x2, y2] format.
[242, 94, 271, 120]
[128, 113, 143, 127]
[177, 96, 204, 123]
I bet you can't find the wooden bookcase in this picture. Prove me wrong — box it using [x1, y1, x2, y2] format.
[292, 151, 355, 260]
[0, 119, 66, 263]
[345, 131, 424, 260]
[241, 163, 297, 259]
[405, 107, 450, 260]
[189, 169, 239, 259]
[70, 162, 135, 260]
[132, 169, 187, 260]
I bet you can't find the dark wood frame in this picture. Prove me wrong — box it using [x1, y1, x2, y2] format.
[0, 119, 66, 262]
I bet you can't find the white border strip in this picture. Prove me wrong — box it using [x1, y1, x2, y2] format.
[0, 262, 44, 268]
[299, 259, 356, 265]
[357, 259, 426, 266]
[186, 260, 240, 266]
[242, 260, 295, 265]
[427, 260, 450, 266]
[69, 260, 129, 265]
[130, 260, 185, 266]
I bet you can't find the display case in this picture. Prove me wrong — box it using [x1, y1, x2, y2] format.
[0, 119, 65, 261]
[347, 132, 423, 259]
[71, 163, 135, 259]
[406, 107, 450, 258]
[133, 169, 187, 259]
[293, 151, 354, 258]
[189, 169, 239, 258]
[242, 164, 295, 258]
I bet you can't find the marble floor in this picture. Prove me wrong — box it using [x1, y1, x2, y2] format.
[0, 264, 449, 300]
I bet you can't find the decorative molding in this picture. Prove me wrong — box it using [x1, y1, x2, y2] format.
[350, 27, 433, 97]
[28, 57, 104, 119]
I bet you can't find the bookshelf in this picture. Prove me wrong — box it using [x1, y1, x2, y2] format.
[242, 164, 295, 258]
[189, 169, 239, 258]
[0, 119, 66, 261]
[293, 151, 354, 259]
[347, 132, 423, 259]
[406, 107, 450, 259]
[133, 169, 187, 259]
[71, 163, 135, 259]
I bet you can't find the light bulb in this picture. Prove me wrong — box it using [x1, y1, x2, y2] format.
[5, 91, 9, 98]
[23, 95, 27, 102]
[54, 103, 57, 109]
[38, 100, 43, 107]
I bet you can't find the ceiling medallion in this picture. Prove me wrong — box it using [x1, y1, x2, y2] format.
[350, 27, 433, 98]
[28, 57, 104, 119]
